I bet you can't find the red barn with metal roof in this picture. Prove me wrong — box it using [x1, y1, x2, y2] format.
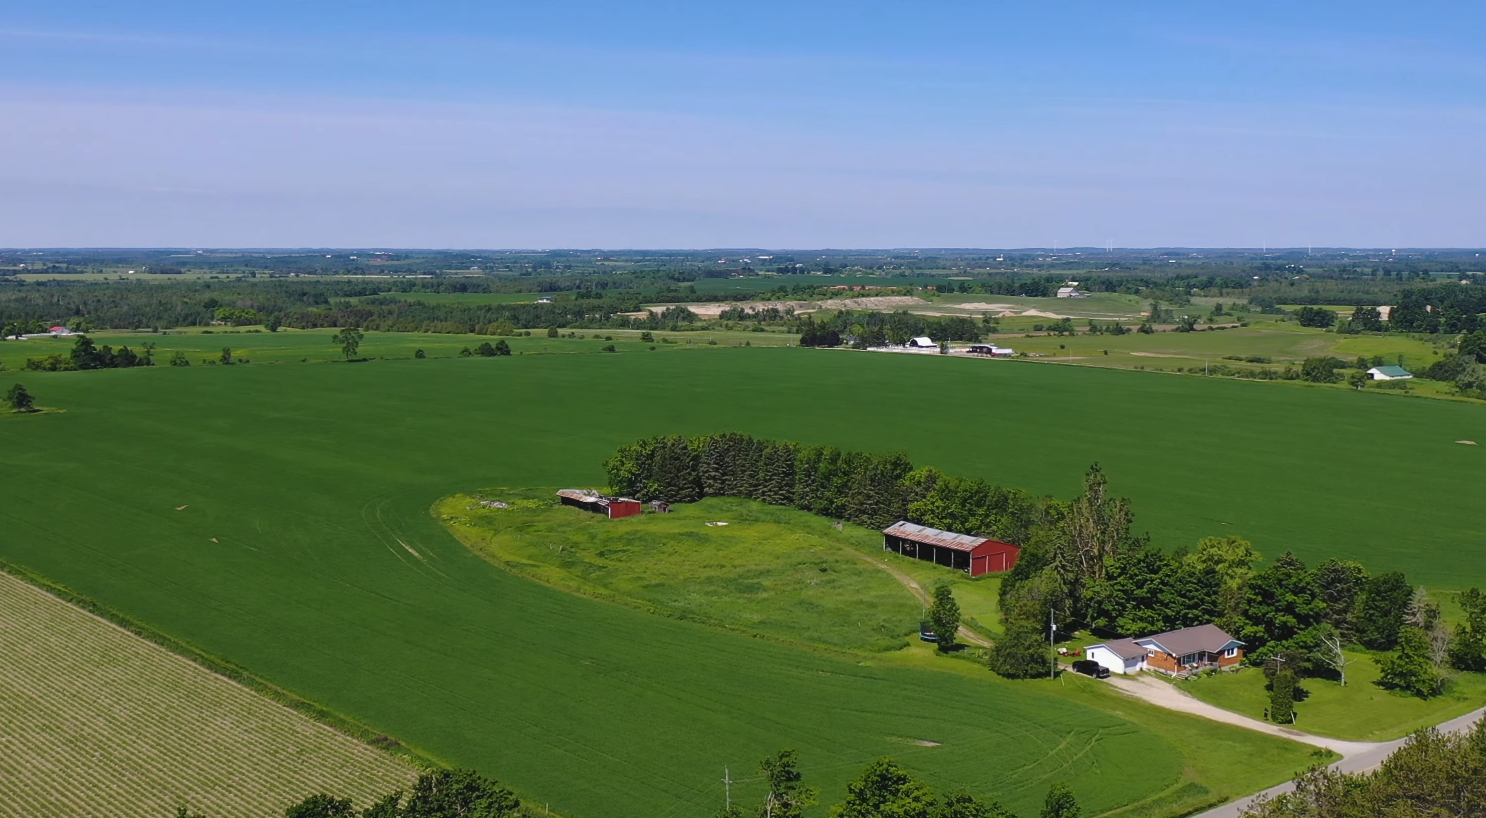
[882, 521, 1020, 577]
[557, 489, 643, 519]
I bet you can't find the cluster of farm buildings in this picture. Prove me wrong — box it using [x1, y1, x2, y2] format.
[3, 326, 77, 341]
[556, 488, 1244, 678]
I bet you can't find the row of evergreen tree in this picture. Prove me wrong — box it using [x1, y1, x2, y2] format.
[603, 433, 1044, 537]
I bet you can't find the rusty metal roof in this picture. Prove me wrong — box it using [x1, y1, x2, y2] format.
[557, 489, 640, 506]
[882, 521, 991, 553]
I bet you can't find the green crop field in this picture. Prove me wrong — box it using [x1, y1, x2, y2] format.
[0, 572, 415, 818]
[3, 347, 1480, 815]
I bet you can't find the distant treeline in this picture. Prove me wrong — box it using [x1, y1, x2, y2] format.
[0, 280, 701, 334]
[3, 272, 1482, 337]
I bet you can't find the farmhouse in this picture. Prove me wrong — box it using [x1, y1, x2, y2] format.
[1085, 624, 1244, 677]
[967, 344, 1015, 357]
[556, 489, 643, 519]
[1368, 365, 1413, 381]
[882, 521, 1020, 577]
[1056, 287, 1086, 298]
[906, 336, 936, 349]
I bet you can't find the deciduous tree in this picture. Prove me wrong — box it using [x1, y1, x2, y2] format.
[759, 749, 815, 818]
[932, 791, 1016, 818]
[928, 583, 961, 652]
[1040, 783, 1080, 818]
[5, 382, 35, 413]
[283, 793, 355, 818]
[332, 327, 364, 360]
[988, 615, 1050, 679]
[1379, 626, 1442, 698]
[401, 769, 520, 818]
[831, 758, 935, 818]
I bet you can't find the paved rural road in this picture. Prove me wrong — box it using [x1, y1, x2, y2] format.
[1105, 673, 1486, 818]
[848, 551, 995, 649]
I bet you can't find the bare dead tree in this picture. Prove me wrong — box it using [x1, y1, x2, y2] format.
[1065, 464, 1135, 586]
[1428, 622, 1454, 678]
[1319, 628, 1352, 687]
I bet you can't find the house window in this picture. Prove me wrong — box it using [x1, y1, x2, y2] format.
[1224, 647, 1238, 658]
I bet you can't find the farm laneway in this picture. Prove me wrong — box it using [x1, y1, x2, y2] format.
[846, 550, 994, 648]
[2, 350, 1482, 816]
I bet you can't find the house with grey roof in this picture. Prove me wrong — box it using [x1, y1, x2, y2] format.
[1084, 624, 1244, 678]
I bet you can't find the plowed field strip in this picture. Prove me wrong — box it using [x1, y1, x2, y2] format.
[0, 572, 415, 818]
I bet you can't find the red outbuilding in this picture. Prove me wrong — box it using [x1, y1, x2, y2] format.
[557, 489, 643, 519]
[882, 521, 1020, 577]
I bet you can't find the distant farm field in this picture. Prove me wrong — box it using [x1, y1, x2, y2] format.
[0, 326, 794, 370]
[0, 348, 1477, 815]
[0, 572, 414, 818]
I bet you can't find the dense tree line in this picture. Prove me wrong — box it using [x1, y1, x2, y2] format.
[1418, 329, 1486, 399]
[790, 311, 989, 346]
[21, 335, 154, 371]
[170, 769, 524, 818]
[603, 433, 1048, 537]
[1241, 719, 1486, 818]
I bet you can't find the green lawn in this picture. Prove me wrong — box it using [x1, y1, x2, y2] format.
[2, 347, 1480, 815]
[442, 493, 920, 652]
[1178, 654, 1486, 741]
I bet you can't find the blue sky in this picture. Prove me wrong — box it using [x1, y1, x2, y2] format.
[1, 1, 1482, 248]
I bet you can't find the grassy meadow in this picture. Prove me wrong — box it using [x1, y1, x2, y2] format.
[995, 321, 1456, 378]
[0, 572, 415, 818]
[2, 347, 1482, 815]
[442, 493, 921, 652]
[1177, 656, 1486, 742]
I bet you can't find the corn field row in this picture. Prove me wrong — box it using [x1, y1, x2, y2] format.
[0, 573, 416, 817]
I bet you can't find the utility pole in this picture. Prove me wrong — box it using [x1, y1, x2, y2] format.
[1049, 607, 1057, 679]
[722, 766, 734, 812]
